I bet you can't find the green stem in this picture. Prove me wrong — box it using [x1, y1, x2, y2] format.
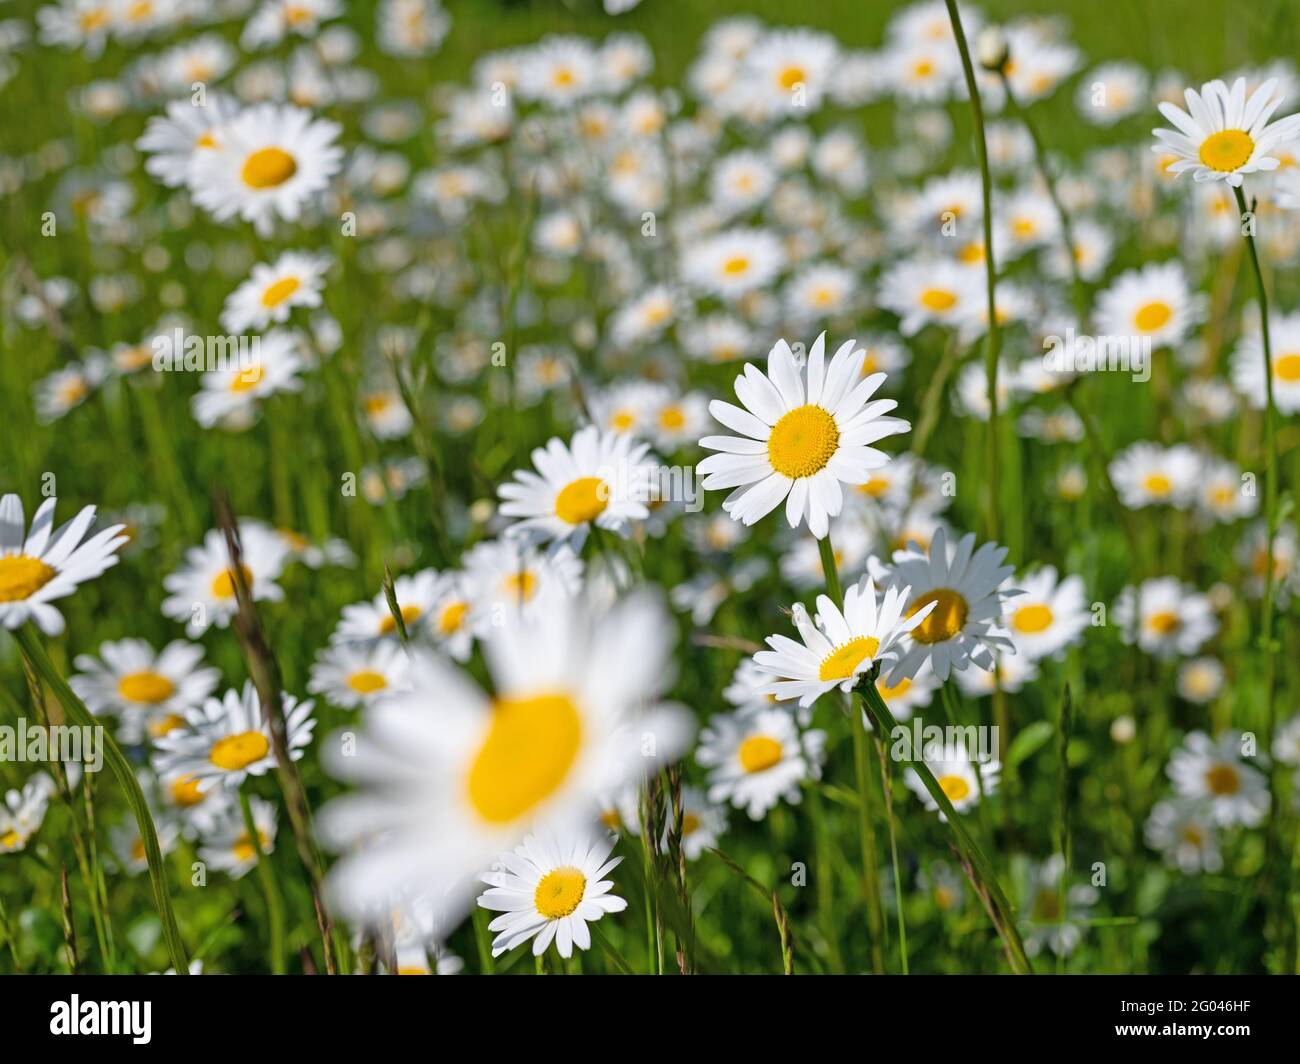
[875, 735, 910, 974]
[239, 788, 286, 975]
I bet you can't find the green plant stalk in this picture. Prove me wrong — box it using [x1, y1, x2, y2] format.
[945, 0, 1002, 543]
[858, 678, 1033, 973]
[1055, 684, 1074, 976]
[15, 626, 189, 973]
[875, 734, 910, 974]
[239, 787, 286, 975]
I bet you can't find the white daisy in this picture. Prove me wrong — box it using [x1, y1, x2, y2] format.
[680, 228, 783, 301]
[1002, 566, 1090, 661]
[331, 568, 441, 643]
[1230, 310, 1300, 413]
[1114, 577, 1218, 658]
[0, 773, 55, 854]
[877, 259, 983, 336]
[1176, 657, 1226, 705]
[461, 538, 583, 632]
[0, 494, 127, 636]
[198, 796, 278, 879]
[696, 707, 826, 820]
[662, 785, 727, 861]
[903, 744, 1000, 821]
[136, 94, 240, 189]
[1109, 442, 1200, 509]
[191, 329, 307, 430]
[1167, 730, 1269, 827]
[161, 524, 290, 637]
[1145, 799, 1223, 874]
[698, 334, 910, 539]
[220, 251, 330, 334]
[308, 640, 412, 709]
[1094, 262, 1201, 349]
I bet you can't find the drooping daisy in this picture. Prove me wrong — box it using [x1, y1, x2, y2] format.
[70, 639, 220, 744]
[1109, 442, 1200, 510]
[497, 425, 655, 551]
[0, 773, 55, 854]
[189, 102, 343, 235]
[1114, 577, 1218, 658]
[308, 640, 412, 709]
[680, 228, 783, 300]
[1152, 76, 1300, 187]
[1230, 310, 1300, 413]
[1094, 261, 1201, 349]
[1144, 799, 1223, 874]
[0, 493, 127, 636]
[885, 528, 1018, 683]
[331, 568, 442, 643]
[220, 251, 330, 334]
[198, 796, 278, 879]
[1167, 730, 1268, 827]
[903, 743, 1000, 821]
[696, 707, 826, 820]
[154, 682, 316, 794]
[1002, 566, 1090, 662]
[477, 829, 626, 960]
[320, 592, 692, 924]
[699, 334, 911, 539]
[161, 524, 290, 637]
[753, 577, 934, 708]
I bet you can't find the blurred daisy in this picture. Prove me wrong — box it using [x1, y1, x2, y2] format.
[663, 785, 727, 861]
[155, 682, 316, 794]
[886, 528, 1018, 683]
[221, 251, 330, 333]
[1231, 311, 1300, 413]
[1094, 262, 1200, 348]
[1114, 577, 1218, 658]
[1018, 855, 1097, 959]
[699, 334, 910, 539]
[191, 329, 307, 430]
[869, 660, 939, 722]
[198, 797, 278, 879]
[332, 568, 441, 643]
[461, 538, 583, 630]
[0, 773, 55, 854]
[71, 639, 220, 743]
[1176, 657, 1226, 705]
[696, 707, 826, 820]
[1145, 799, 1223, 873]
[110, 817, 180, 876]
[1168, 730, 1268, 827]
[1003, 566, 1090, 661]
[878, 259, 982, 336]
[1109, 441, 1199, 509]
[242, 0, 341, 50]
[137, 94, 240, 189]
[1153, 76, 1300, 187]
[477, 829, 626, 959]
[1194, 456, 1257, 523]
[904, 743, 1000, 820]
[162, 525, 290, 637]
[681, 228, 783, 300]
[0, 493, 127, 636]
[308, 640, 412, 709]
[753, 577, 933, 707]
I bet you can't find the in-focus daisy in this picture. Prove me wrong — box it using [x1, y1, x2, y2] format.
[696, 707, 826, 820]
[903, 743, 1000, 820]
[885, 528, 1018, 682]
[320, 592, 692, 924]
[198, 797, 278, 879]
[1167, 730, 1268, 827]
[161, 524, 290, 637]
[1152, 76, 1300, 187]
[1114, 577, 1218, 658]
[70, 639, 220, 744]
[154, 682, 316, 793]
[189, 102, 343, 235]
[753, 577, 934, 707]
[699, 334, 911, 539]
[308, 640, 412, 709]
[497, 426, 655, 551]
[477, 829, 626, 959]
[1002, 566, 1090, 661]
[220, 251, 330, 333]
[0, 494, 127, 635]
[1145, 799, 1223, 874]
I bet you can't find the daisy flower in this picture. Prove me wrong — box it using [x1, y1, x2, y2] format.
[1230, 310, 1300, 413]
[154, 682, 316, 794]
[220, 251, 330, 334]
[70, 639, 220, 743]
[1002, 566, 1090, 661]
[753, 577, 934, 707]
[477, 829, 626, 960]
[952, 651, 1040, 697]
[497, 425, 655, 551]
[110, 816, 180, 876]
[1109, 441, 1200, 509]
[868, 660, 939, 722]
[1018, 855, 1098, 959]
[1167, 730, 1269, 827]
[662, 785, 727, 861]
[1176, 657, 1226, 705]
[191, 329, 307, 430]
[332, 568, 442, 643]
[1152, 76, 1300, 187]
[680, 228, 783, 300]
[885, 528, 1018, 683]
[1193, 456, 1256, 523]
[0, 493, 127, 636]
[877, 259, 982, 336]
[698, 334, 911, 539]
[904, 743, 1000, 821]
[136, 94, 240, 189]
[33, 358, 105, 423]
[696, 707, 826, 820]
[461, 538, 583, 631]
[1077, 61, 1149, 126]
[161, 525, 290, 637]
[1114, 577, 1218, 658]
[308, 640, 412, 709]
[0, 773, 55, 854]
[189, 102, 343, 236]
[320, 592, 692, 924]
[241, 0, 341, 50]
[1236, 519, 1299, 601]
[1094, 262, 1201, 349]
[198, 797, 278, 879]
[741, 27, 839, 117]
[1144, 799, 1223, 874]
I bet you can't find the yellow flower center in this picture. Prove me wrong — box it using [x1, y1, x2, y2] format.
[681, 813, 701, 835]
[858, 475, 890, 497]
[1133, 300, 1172, 333]
[1198, 129, 1254, 172]
[170, 775, 205, 807]
[1205, 763, 1240, 796]
[241, 147, 298, 189]
[196, 130, 218, 149]
[554, 477, 608, 525]
[436, 600, 468, 634]
[209, 730, 270, 771]
[907, 589, 969, 644]
[346, 669, 388, 695]
[610, 410, 636, 431]
[379, 604, 422, 635]
[934, 885, 956, 909]
[210, 564, 253, 600]
[149, 713, 185, 738]
[912, 59, 935, 79]
[818, 636, 881, 682]
[1148, 610, 1181, 634]
[920, 287, 957, 312]
[233, 831, 269, 863]
[116, 670, 176, 704]
[261, 276, 301, 308]
[466, 693, 582, 824]
[229, 365, 265, 393]
[1142, 472, 1172, 496]
[878, 677, 912, 701]
[600, 809, 622, 831]
[777, 65, 806, 90]
[721, 255, 751, 276]
[937, 774, 971, 802]
[500, 570, 538, 604]
[534, 866, 586, 919]
[658, 406, 685, 431]
[2, 829, 23, 849]
[1274, 353, 1300, 382]
[131, 838, 147, 862]
[0, 555, 57, 602]
[551, 66, 576, 89]
[1011, 604, 1054, 634]
[767, 404, 840, 479]
[1034, 888, 1061, 921]
[738, 735, 783, 774]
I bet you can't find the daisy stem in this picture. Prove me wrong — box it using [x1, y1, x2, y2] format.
[944, 0, 1002, 544]
[857, 677, 1033, 973]
[14, 625, 190, 974]
[874, 735, 910, 974]
[816, 531, 843, 606]
[239, 787, 286, 975]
